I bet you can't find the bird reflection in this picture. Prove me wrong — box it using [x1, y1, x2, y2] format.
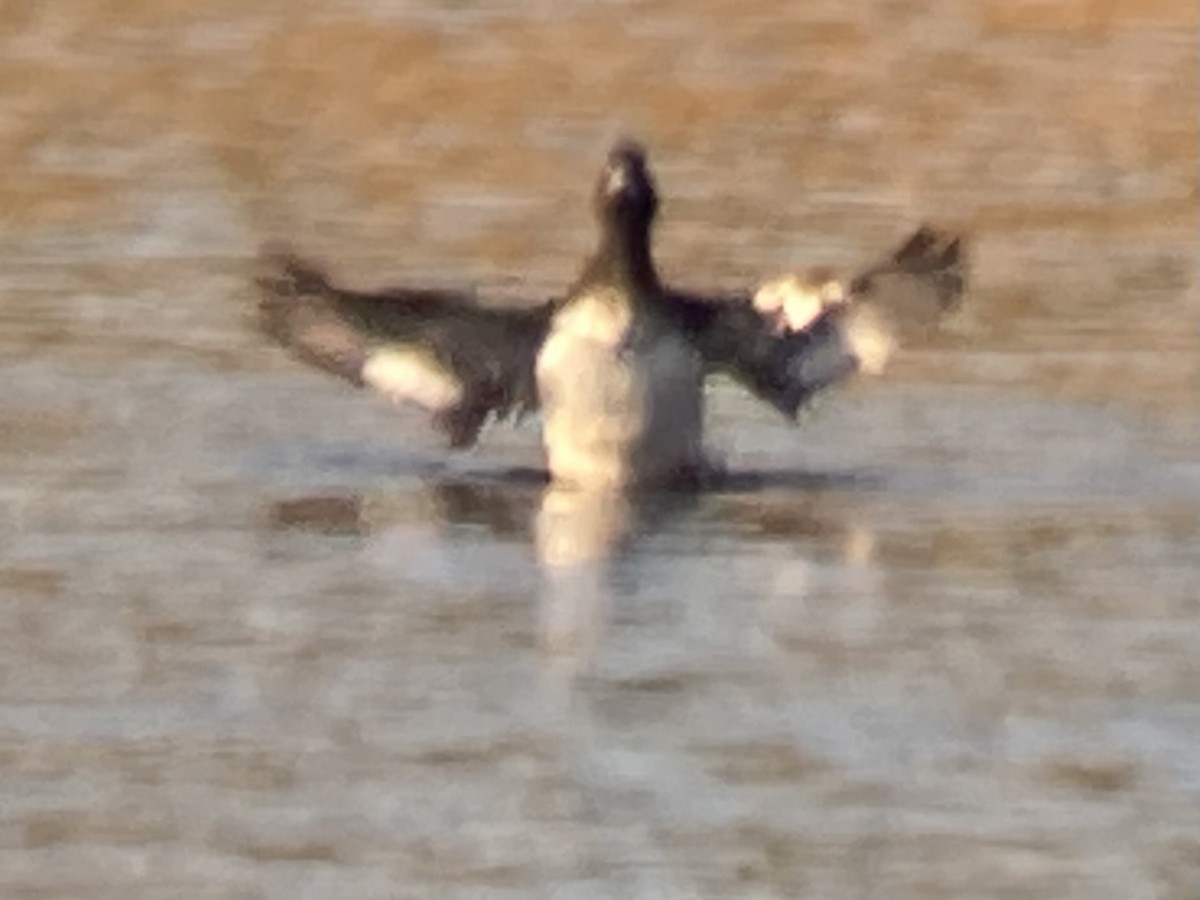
[263, 465, 881, 684]
[533, 482, 704, 682]
[535, 485, 626, 683]
[535, 483, 636, 568]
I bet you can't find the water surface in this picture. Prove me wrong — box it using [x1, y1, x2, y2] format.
[1, 2, 1197, 897]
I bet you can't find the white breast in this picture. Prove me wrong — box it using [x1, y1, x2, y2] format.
[535, 289, 705, 488]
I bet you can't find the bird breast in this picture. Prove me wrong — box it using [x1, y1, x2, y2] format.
[535, 288, 704, 487]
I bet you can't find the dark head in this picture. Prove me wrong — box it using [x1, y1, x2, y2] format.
[592, 139, 658, 233]
[578, 139, 661, 291]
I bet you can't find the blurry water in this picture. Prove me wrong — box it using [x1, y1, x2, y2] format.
[1, 1, 1197, 897]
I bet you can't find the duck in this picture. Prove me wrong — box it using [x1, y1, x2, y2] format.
[256, 139, 965, 489]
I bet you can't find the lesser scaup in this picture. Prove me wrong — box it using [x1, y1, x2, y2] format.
[256, 140, 964, 488]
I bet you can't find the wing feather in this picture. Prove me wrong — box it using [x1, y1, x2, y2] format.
[255, 249, 552, 447]
[670, 225, 967, 417]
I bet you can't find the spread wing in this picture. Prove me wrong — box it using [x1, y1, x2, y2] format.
[255, 250, 553, 447]
[670, 225, 966, 417]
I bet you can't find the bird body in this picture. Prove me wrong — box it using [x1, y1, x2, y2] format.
[255, 140, 966, 489]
